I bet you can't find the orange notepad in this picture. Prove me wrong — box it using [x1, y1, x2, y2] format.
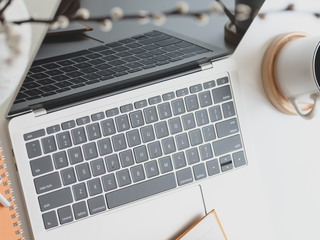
[176, 209, 227, 240]
[0, 148, 24, 240]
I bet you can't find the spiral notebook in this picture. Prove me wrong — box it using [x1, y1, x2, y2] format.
[0, 141, 25, 240]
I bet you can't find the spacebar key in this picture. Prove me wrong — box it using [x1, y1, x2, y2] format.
[106, 173, 176, 209]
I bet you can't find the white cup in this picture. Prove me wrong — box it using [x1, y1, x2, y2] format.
[275, 35, 320, 120]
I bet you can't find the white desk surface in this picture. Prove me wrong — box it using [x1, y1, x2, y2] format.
[1, 0, 320, 239]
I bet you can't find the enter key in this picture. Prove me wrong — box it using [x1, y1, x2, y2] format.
[216, 118, 239, 138]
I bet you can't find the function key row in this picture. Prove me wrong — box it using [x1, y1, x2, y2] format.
[24, 80, 231, 140]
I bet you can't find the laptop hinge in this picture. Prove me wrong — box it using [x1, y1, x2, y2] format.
[34, 108, 47, 117]
[199, 62, 213, 71]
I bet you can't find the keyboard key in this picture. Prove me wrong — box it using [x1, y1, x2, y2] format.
[158, 102, 172, 120]
[73, 201, 89, 220]
[172, 152, 186, 169]
[216, 118, 239, 138]
[106, 173, 176, 209]
[57, 59, 74, 66]
[199, 91, 213, 107]
[82, 142, 98, 160]
[26, 140, 42, 159]
[217, 76, 229, 85]
[89, 45, 109, 52]
[116, 169, 131, 187]
[140, 125, 155, 143]
[145, 160, 160, 178]
[158, 156, 173, 173]
[193, 163, 207, 181]
[112, 134, 127, 152]
[71, 127, 87, 145]
[76, 163, 91, 181]
[155, 38, 181, 47]
[147, 141, 162, 159]
[119, 149, 135, 167]
[161, 137, 176, 155]
[203, 80, 216, 89]
[175, 41, 193, 48]
[86, 123, 102, 140]
[148, 96, 161, 105]
[221, 163, 233, 172]
[222, 101, 236, 118]
[190, 84, 202, 93]
[60, 167, 76, 185]
[24, 129, 45, 141]
[56, 132, 72, 149]
[101, 119, 116, 136]
[130, 110, 144, 128]
[51, 75, 69, 81]
[154, 121, 169, 139]
[72, 56, 89, 63]
[162, 92, 175, 101]
[106, 108, 119, 117]
[30, 72, 49, 80]
[87, 178, 102, 196]
[199, 143, 213, 160]
[185, 95, 199, 111]
[45, 69, 64, 76]
[58, 205, 73, 225]
[176, 167, 193, 186]
[61, 120, 76, 130]
[120, 104, 133, 113]
[133, 145, 149, 163]
[175, 133, 189, 150]
[189, 129, 203, 146]
[208, 106, 222, 122]
[212, 85, 232, 104]
[176, 88, 189, 97]
[126, 129, 141, 147]
[34, 172, 61, 194]
[42, 211, 58, 229]
[30, 155, 53, 176]
[233, 151, 246, 168]
[30, 66, 46, 73]
[53, 151, 68, 169]
[219, 155, 232, 165]
[195, 109, 209, 126]
[97, 138, 113, 156]
[105, 154, 120, 172]
[144, 106, 158, 124]
[206, 159, 220, 176]
[101, 173, 117, 192]
[181, 113, 196, 131]
[168, 117, 182, 135]
[68, 147, 84, 165]
[186, 148, 200, 165]
[115, 115, 130, 132]
[171, 99, 186, 116]
[130, 165, 145, 183]
[88, 195, 106, 215]
[90, 158, 106, 176]
[212, 134, 242, 156]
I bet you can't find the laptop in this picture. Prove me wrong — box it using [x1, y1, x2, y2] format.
[7, 0, 265, 239]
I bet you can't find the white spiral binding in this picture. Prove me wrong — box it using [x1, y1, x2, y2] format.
[1, 157, 24, 239]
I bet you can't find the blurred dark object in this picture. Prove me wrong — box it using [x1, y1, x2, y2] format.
[218, 0, 264, 45]
[55, 0, 80, 19]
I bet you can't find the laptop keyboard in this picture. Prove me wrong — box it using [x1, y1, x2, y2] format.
[24, 75, 246, 230]
[14, 30, 210, 105]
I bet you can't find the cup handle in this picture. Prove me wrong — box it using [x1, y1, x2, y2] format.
[289, 93, 320, 120]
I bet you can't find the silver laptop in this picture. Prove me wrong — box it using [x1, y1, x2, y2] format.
[7, 0, 264, 239]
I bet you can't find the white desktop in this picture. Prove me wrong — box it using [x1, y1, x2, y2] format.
[1, 0, 320, 239]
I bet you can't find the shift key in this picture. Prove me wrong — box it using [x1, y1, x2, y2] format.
[212, 134, 242, 156]
[38, 187, 73, 212]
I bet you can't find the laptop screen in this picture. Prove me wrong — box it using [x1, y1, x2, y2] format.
[7, 0, 264, 117]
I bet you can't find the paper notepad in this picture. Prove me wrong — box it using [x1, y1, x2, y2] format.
[177, 210, 227, 240]
[0, 141, 24, 240]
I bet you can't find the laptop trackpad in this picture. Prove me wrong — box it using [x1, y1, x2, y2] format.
[47, 185, 206, 240]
